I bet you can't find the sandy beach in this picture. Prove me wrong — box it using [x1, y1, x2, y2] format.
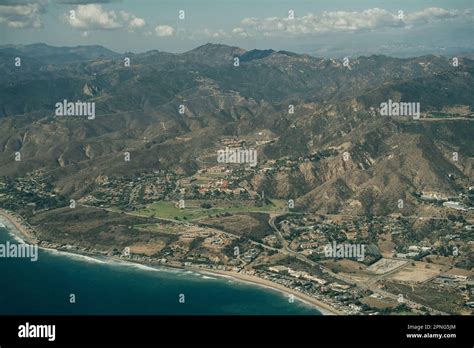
[0, 209, 37, 244]
[0, 209, 341, 315]
[195, 268, 342, 315]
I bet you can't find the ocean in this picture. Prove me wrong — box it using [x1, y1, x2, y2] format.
[0, 224, 321, 315]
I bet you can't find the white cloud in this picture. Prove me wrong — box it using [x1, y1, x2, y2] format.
[66, 4, 121, 29]
[65, 4, 146, 32]
[129, 17, 146, 29]
[240, 9, 401, 37]
[0, 3, 43, 29]
[241, 17, 258, 26]
[154, 25, 174, 37]
[119, 10, 146, 30]
[211, 29, 228, 38]
[200, 28, 229, 38]
[405, 7, 470, 25]
[238, 7, 473, 37]
[119, 10, 131, 22]
[232, 27, 250, 38]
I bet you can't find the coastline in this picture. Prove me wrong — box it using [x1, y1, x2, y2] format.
[0, 209, 37, 244]
[0, 209, 341, 315]
[195, 268, 340, 315]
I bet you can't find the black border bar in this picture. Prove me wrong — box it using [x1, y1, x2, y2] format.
[0, 315, 472, 346]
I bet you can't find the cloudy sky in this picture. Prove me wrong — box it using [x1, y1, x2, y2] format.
[0, 0, 473, 57]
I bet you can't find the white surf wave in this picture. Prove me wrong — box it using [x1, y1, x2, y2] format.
[42, 248, 106, 264]
[201, 275, 217, 280]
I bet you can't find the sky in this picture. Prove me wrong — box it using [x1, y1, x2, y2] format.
[0, 0, 473, 57]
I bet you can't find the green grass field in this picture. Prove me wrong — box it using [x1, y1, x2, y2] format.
[136, 200, 287, 221]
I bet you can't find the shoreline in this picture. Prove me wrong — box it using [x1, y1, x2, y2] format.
[194, 268, 340, 315]
[0, 209, 37, 244]
[0, 210, 341, 315]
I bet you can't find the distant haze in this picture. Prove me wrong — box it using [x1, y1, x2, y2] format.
[0, 0, 473, 57]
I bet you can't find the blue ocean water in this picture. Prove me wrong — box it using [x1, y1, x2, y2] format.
[0, 227, 321, 315]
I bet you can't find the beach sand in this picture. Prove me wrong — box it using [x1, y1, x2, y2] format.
[0, 209, 341, 315]
[0, 209, 37, 244]
[195, 268, 341, 315]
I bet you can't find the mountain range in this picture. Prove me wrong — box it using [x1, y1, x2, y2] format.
[0, 43, 472, 215]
